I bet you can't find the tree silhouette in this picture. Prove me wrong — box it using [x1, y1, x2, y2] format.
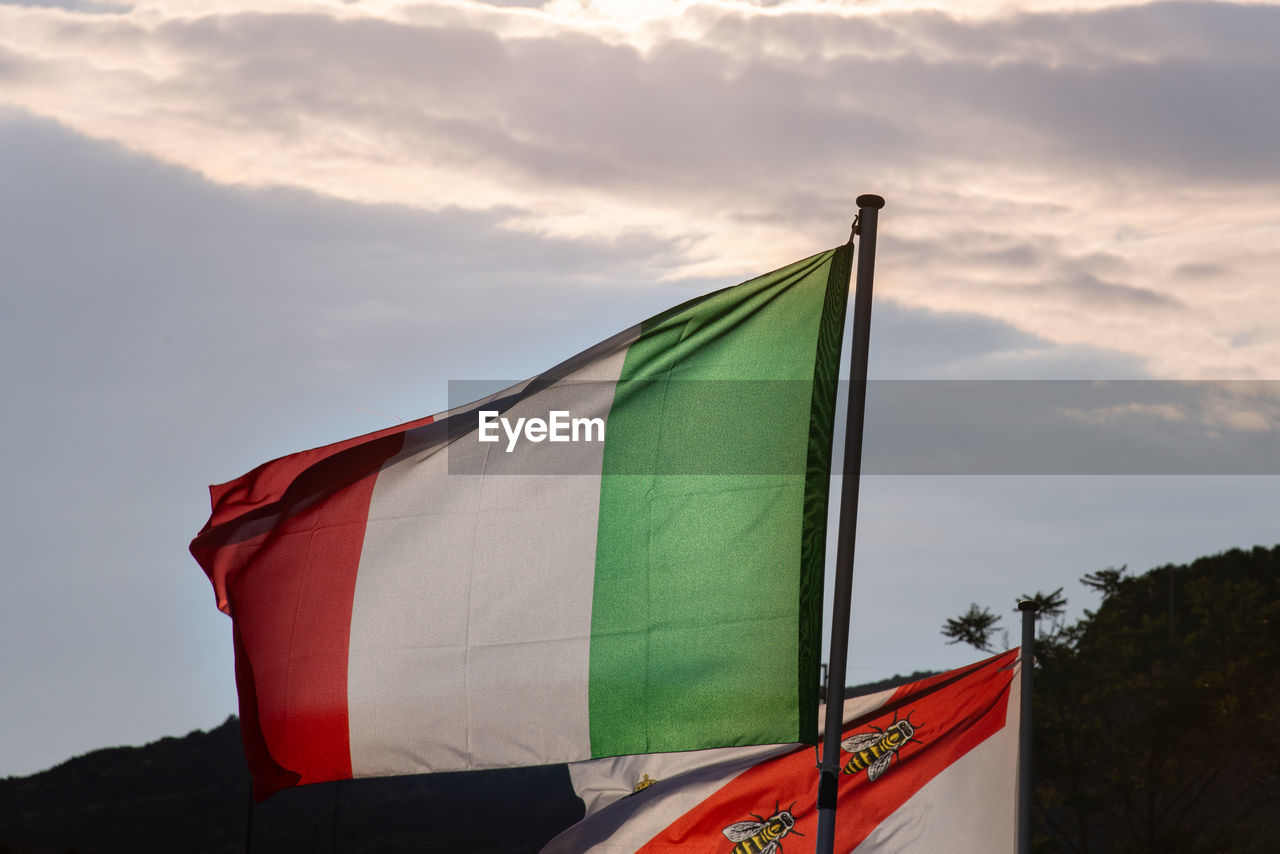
[943, 547, 1280, 853]
[940, 603, 1002, 652]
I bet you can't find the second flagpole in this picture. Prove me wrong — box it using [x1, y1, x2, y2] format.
[815, 193, 884, 854]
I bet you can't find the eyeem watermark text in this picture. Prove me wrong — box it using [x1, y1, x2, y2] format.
[478, 410, 605, 452]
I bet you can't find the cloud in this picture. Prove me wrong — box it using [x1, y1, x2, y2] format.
[2, 0, 1264, 382]
[6, 3, 1278, 208]
[1047, 271, 1185, 312]
[1174, 261, 1229, 279]
[856, 380, 1280, 475]
[1059, 401, 1189, 426]
[867, 299, 1147, 379]
[0, 0, 128, 12]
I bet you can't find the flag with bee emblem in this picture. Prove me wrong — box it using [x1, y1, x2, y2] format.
[191, 246, 852, 799]
[541, 649, 1021, 854]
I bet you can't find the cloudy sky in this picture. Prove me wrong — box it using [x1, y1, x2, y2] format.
[2, 0, 1278, 778]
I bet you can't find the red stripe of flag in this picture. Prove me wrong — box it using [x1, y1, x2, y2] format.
[190, 415, 432, 798]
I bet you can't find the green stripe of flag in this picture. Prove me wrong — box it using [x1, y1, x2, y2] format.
[588, 247, 850, 756]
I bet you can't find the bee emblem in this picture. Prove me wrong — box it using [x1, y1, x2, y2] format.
[840, 712, 923, 781]
[721, 802, 803, 854]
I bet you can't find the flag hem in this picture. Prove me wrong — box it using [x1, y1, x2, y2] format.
[797, 243, 853, 744]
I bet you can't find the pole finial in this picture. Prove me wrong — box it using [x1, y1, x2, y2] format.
[855, 194, 886, 210]
[1017, 599, 1040, 613]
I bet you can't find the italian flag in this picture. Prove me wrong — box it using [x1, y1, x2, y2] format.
[190, 246, 851, 799]
[542, 649, 1022, 854]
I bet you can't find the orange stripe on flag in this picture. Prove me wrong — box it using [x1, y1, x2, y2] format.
[632, 650, 1017, 853]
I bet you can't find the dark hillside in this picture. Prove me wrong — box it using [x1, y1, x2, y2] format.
[9, 546, 1274, 853]
[0, 719, 583, 854]
[0, 675, 924, 854]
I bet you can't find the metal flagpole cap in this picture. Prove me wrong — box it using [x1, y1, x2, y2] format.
[855, 194, 886, 209]
[1017, 599, 1040, 613]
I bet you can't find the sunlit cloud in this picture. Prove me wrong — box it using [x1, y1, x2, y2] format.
[2, 0, 1278, 378]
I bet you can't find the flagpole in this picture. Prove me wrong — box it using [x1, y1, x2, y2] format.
[1017, 599, 1039, 854]
[816, 193, 884, 854]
